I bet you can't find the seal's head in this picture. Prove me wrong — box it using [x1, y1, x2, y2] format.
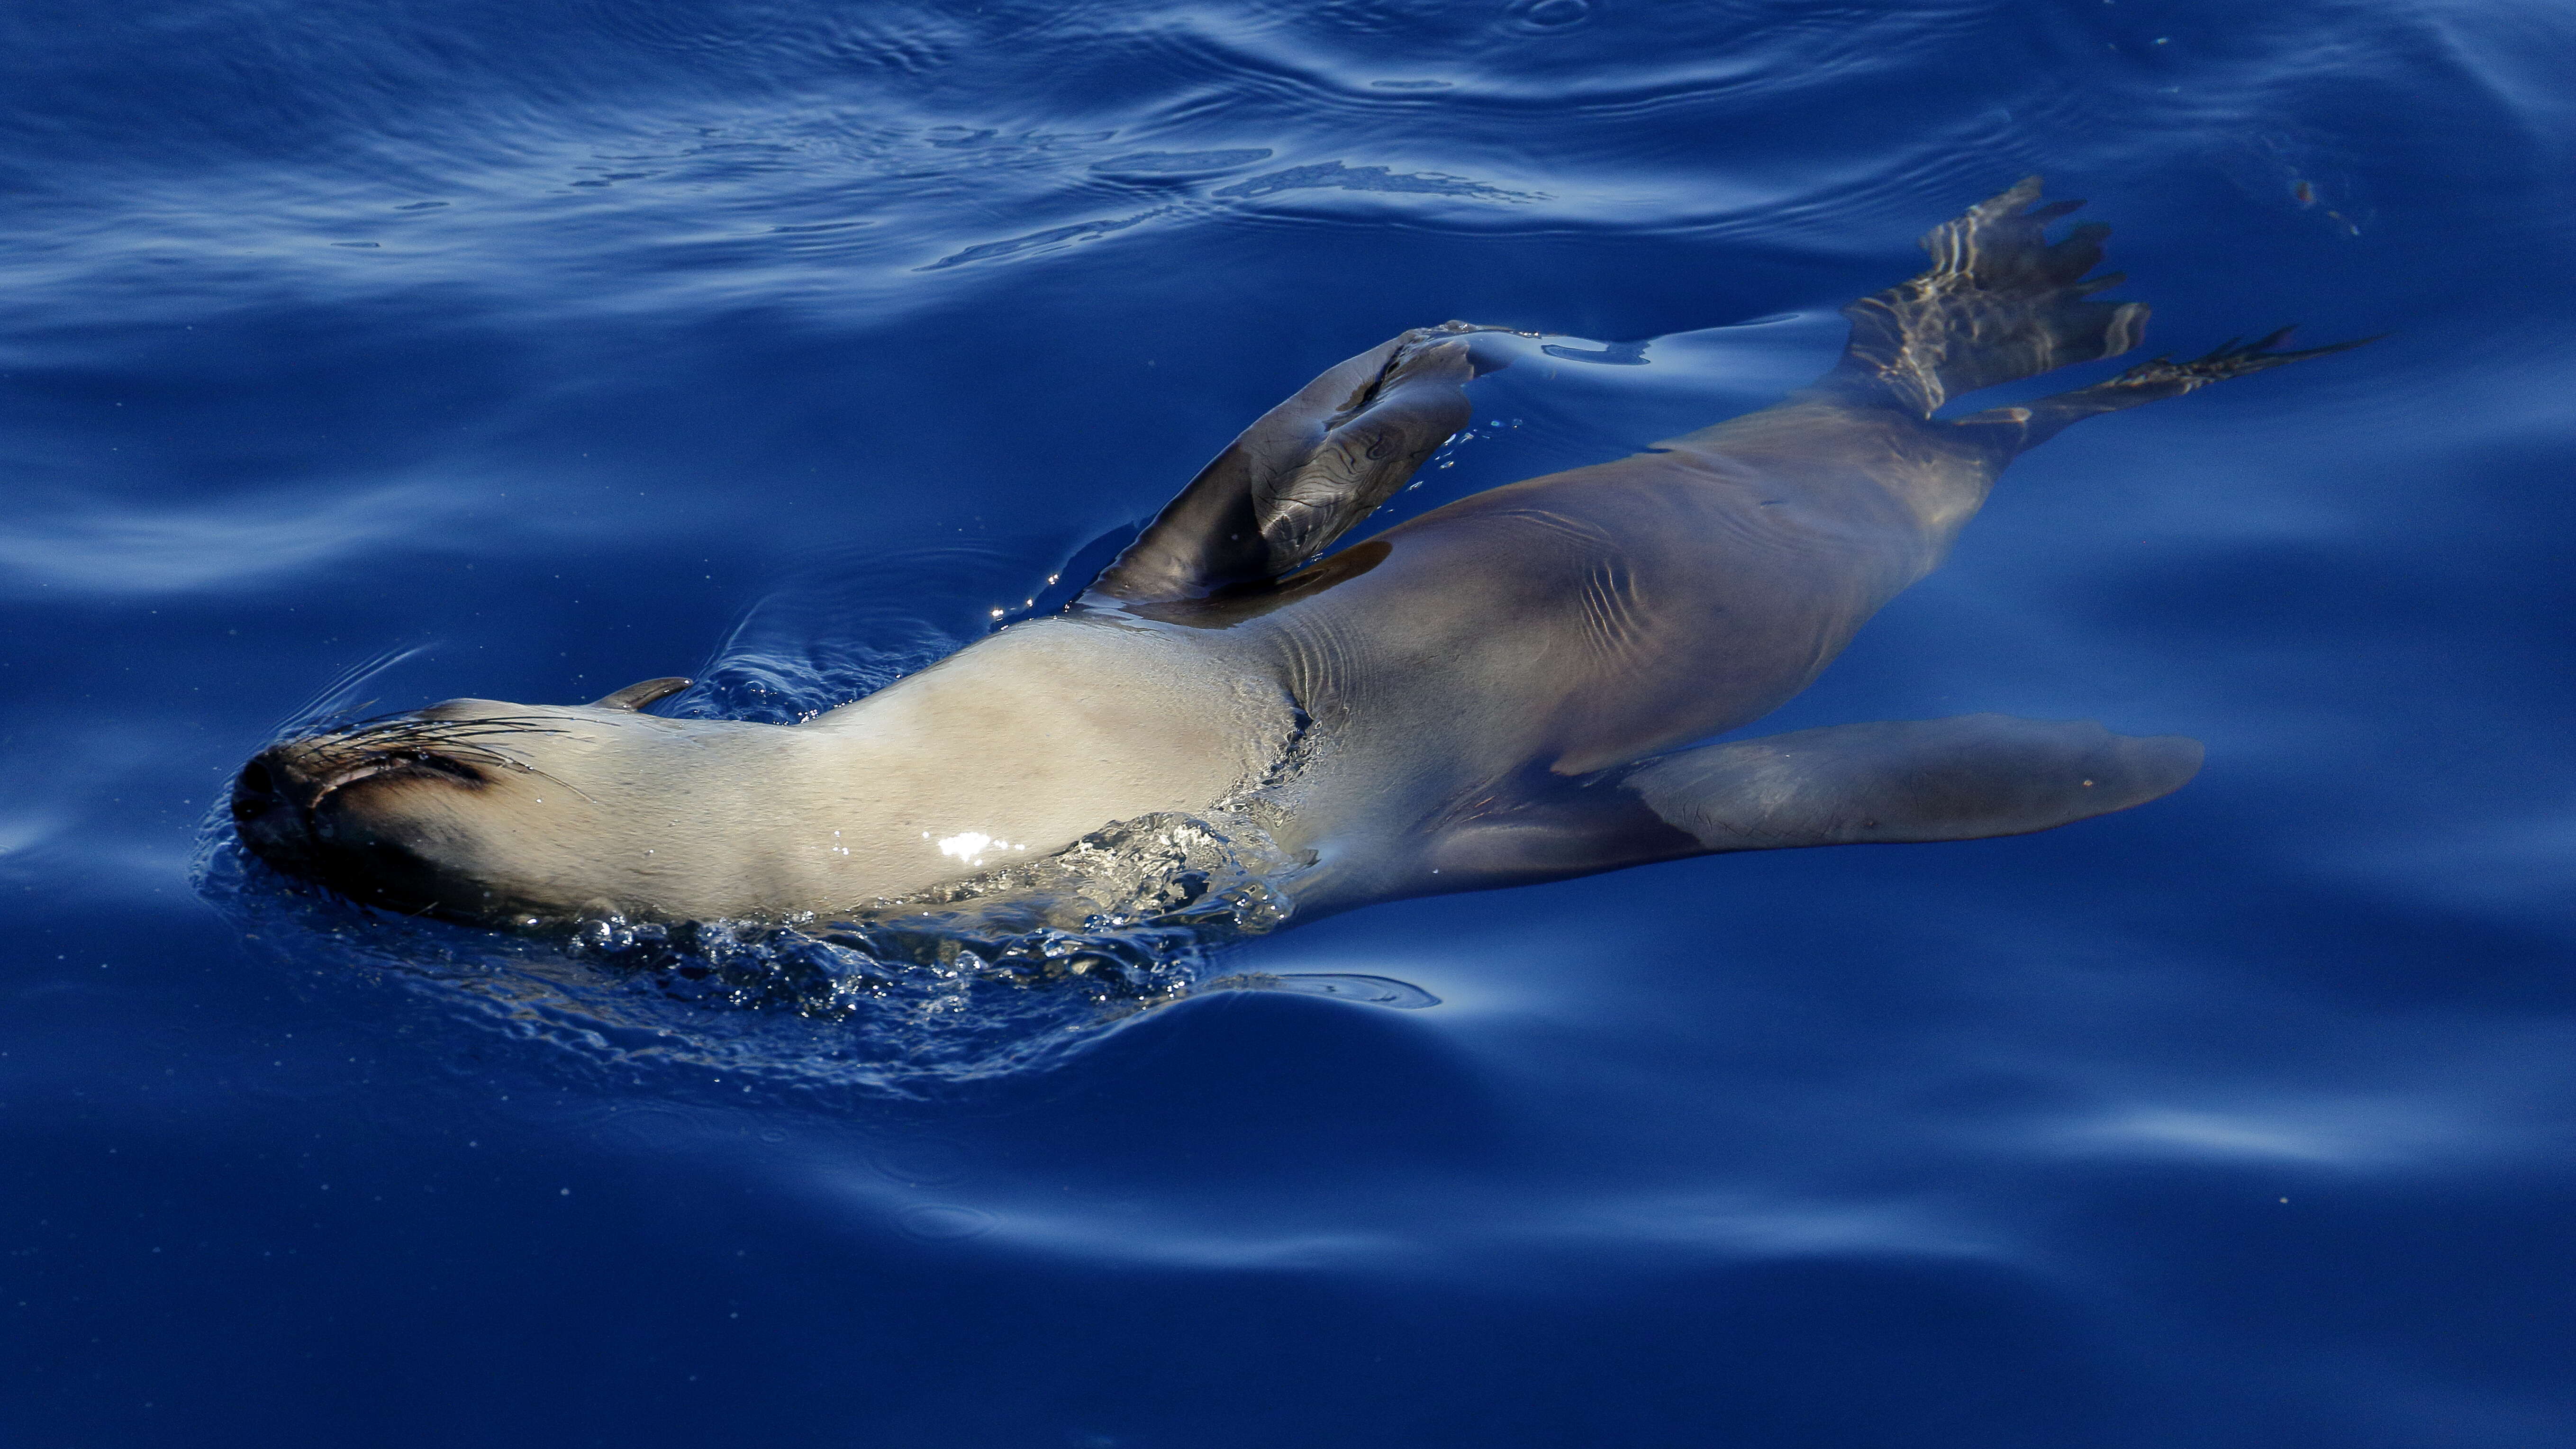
[233, 702, 617, 922]
[227, 679, 825, 926]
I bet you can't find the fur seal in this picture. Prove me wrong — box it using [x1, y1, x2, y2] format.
[230, 179, 2358, 932]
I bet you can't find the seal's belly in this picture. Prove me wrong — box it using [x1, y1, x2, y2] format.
[782, 621, 1297, 905]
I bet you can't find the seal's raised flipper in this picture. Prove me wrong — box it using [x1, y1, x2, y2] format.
[1419, 715, 2200, 890]
[1819, 176, 2148, 417]
[1955, 326, 2379, 453]
[1086, 322, 1516, 606]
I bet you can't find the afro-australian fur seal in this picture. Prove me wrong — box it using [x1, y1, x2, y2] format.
[231, 179, 2357, 932]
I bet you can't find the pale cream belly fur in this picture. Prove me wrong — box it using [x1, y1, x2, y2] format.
[315, 620, 1296, 924]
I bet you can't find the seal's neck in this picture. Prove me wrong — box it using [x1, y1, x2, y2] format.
[774, 619, 1291, 900]
[443, 619, 1295, 923]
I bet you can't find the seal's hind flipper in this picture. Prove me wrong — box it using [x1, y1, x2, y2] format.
[1085, 323, 1515, 606]
[1418, 715, 2199, 891]
[1823, 177, 2149, 417]
[1956, 326, 2378, 452]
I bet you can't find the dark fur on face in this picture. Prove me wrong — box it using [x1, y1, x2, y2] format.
[231, 712, 575, 917]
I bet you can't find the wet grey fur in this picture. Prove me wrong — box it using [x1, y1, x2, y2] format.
[1070, 176, 2355, 917]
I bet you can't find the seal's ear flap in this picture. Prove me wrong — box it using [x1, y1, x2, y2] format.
[1419, 714, 2200, 892]
[590, 677, 691, 711]
[1084, 323, 1517, 606]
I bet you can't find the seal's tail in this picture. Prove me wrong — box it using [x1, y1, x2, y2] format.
[1823, 176, 2149, 417]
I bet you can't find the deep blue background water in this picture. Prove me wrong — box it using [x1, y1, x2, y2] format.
[9, 0, 2576, 1444]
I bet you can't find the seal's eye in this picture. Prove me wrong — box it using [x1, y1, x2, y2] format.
[394, 752, 487, 787]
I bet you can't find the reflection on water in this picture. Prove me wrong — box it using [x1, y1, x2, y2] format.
[197, 814, 1261, 1093]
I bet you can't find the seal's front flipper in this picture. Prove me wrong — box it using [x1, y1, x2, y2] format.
[1625, 714, 2201, 851]
[1421, 714, 2199, 891]
[1085, 322, 1517, 606]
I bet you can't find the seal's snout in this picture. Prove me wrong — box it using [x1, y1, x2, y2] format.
[231, 745, 335, 869]
[231, 734, 485, 871]
[229, 730, 502, 916]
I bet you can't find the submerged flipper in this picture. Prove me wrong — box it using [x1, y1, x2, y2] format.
[1422, 715, 2200, 889]
[1822, 176, 2149, 417]
[1956, 326, 2379, 451]
[1085, 322, 1516, 606]
[1820, 176, 2369, 451]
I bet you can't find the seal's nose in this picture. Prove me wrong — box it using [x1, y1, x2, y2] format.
[231, 748, 327, 865]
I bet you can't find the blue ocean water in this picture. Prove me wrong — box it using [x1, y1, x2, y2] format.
[8, 0, 2576, 1443]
